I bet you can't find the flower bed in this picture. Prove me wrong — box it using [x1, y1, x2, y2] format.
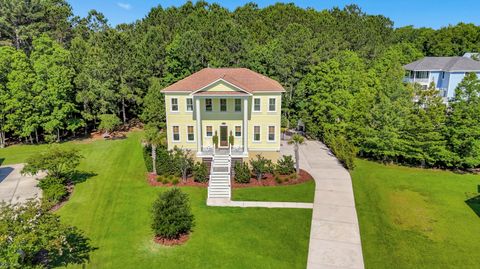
[154, 233, 190, 246]
[232, 169, 313, 188]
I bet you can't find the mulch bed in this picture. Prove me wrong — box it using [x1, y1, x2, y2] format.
[147, 169, 313, 188]
[147, 173, 208, 187]
[232, 169, 313, 188]
[153, 233, 189, 246]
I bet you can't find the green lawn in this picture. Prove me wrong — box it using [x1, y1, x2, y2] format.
[232, 181, 315, 203]
[0, 132, 312, 269]
[352, 159, 480, 269]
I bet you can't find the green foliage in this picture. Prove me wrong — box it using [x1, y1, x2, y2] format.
[276, 155, 296, 175]
[229, 131, 234, 146]
[98, 114, 121, 134]
[193, 162, 208, 183]
[22, 146, 83, 179]
[0, 200, 93, 268]
[38, 176, 68, 203]
[325, 133, 358, 170]
[212, 131, 219, 148]
[151, 188, 194, 239]
[249, 154, 273, 180]
[234, 161, 251, 184]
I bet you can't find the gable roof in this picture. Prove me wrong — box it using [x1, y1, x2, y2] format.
[403, 57, 480, 72]
[161, 68, 285, 93]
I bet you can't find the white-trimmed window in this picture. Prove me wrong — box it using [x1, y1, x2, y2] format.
[171, 98, 178, 111]
[186, 98, 193, 111]
[268, 126, 275, 141]
[253, 98, 261, 112]
[415, 71, 429, 79]
[172, 126, 180, 141]
[253, 126, 261, 142]
[187, 126, 194, 141]
[235, 126, 242, 137]
[235, 99, 241, 112]
[220, 98, 227, 112]
[206, 126, 213, 137]
[268, 98, 276, 112]
[205, 98, 212, 111]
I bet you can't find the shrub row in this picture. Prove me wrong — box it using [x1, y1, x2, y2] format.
[233, 155, 296, 183]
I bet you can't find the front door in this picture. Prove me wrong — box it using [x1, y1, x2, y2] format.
[220, 126, 228, 147]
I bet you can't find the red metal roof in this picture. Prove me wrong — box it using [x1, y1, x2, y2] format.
[161, 68, 285, 93]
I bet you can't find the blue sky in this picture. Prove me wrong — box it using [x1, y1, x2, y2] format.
[68, 0, 480, 29]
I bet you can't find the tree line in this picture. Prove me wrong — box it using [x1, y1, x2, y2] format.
[1, 0, 480, 168]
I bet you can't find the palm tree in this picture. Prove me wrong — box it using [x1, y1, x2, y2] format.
[144, 123, 166, 175]
[288, 133, 305, 174]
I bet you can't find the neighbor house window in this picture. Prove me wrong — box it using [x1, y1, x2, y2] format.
[187, 126, 194, 141]
[415, 71, 429, 79]
[253, 98, 261, 112]
[268, 126, 275, 141]
[268, 98, 276, 112]
[235, 126, 241, 137]
[442, 72, 445, 79]
[205, 98, 212, 111]
[172, 126, 180, 141]
[220, 99, 227, 112]
[253, 126, 261, 141]
[171, 98, 178, 111]
[206, 126, 213, 137]
[186, 98, 193, 111]
[235, 99, 241, 112]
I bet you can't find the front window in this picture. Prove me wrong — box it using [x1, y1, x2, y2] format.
[173, 126, 180, 141]
[206, 126, 213, 137]
[187, 126, 194, 141]
[269, 98, 276, 112]
[171, 98, 178, 111]
[253, 126, 260, 141]
[220, 99, 227, 112]
[235, 99, 241, 112]
[268, 126, 275, 141]
[415, 71, 429, 79]
[186, 98, 193, 111]
[205, 98, 212, 111]
[253, 98, 261, 112]
[235, 126, 241, 137]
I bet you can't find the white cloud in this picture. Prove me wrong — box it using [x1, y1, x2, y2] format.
[117, 2, 132, 10]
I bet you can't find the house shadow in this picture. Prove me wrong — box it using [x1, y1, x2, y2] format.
[0, 166, 14, 183]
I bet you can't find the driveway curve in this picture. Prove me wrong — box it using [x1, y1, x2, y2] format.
[281, 140, 364, 269]
[0, 164, 42, 204]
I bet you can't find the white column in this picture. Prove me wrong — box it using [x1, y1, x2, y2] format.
[243, 97, 248, 154]
[195, 97, 202, 153]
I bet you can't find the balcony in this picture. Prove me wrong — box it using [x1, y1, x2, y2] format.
[197, 145, 247, 158]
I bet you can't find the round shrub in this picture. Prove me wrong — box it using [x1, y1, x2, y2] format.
[276, 155, 295, 175]
[193, 162, 208, 183]
[234, 162, 251, 183]
[151, 188, 195, 239]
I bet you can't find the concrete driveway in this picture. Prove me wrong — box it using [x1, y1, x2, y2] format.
[281, 140, 364, 269]
[0, 164, 42, 204]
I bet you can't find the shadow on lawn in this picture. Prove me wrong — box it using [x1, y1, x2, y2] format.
[465, 185, 480, 217]
[71, 171, 97, 185]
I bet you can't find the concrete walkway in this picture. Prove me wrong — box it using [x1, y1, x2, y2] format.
[207, 198, 313, 209]
[281, 140, 364, 269]
[0, 164, 42, 204]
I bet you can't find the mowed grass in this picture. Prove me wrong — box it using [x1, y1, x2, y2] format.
[0, 132, 312, 269]
[232, 180, 315, 203]
[352, 159, 480, 269]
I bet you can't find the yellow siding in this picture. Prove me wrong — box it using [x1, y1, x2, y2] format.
[164, 82, 282, 154]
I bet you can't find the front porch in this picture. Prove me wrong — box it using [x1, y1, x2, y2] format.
[196, 145, 248, 158]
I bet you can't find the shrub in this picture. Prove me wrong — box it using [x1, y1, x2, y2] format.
[325, 133, 358, 170]
[156, 175, 164, 182]
[234, 162, 251, 183]
[22, 146, 83, 179]
[38, 176, 67, 203]
[193, 162, 208, 183]
[274, 175, 282, 184]
[143, 145, 153, 172]
[151, 188, 194, 239]
[98, 114, 121, 135]
[162, 178, 169, 184]
[250, 154, 273, 180]
[276, 155, 295, 175]
[172, 178, 179, 185]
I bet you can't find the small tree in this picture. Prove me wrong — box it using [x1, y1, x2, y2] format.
[212, 131, 218, 148]
[173, 148, 194, 182]
[22, 146, 83, 179]
[151, 188, 195, 240]
[98, 114, 121, 137]
[193, 162, 208, 183]
[288, 134, 305, 174]
[249, 154, 273, 180]
[276, 155, 295, 175]
[144, 123, 167, 175]
[0, 200, 94, 268]
[228, 130, 234, 146]
[234, 161, 251, 183]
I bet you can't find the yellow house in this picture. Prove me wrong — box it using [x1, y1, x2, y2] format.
[161, 67, 285, 162]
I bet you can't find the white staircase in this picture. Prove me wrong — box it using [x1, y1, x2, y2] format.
[207, 153, 231, 199]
